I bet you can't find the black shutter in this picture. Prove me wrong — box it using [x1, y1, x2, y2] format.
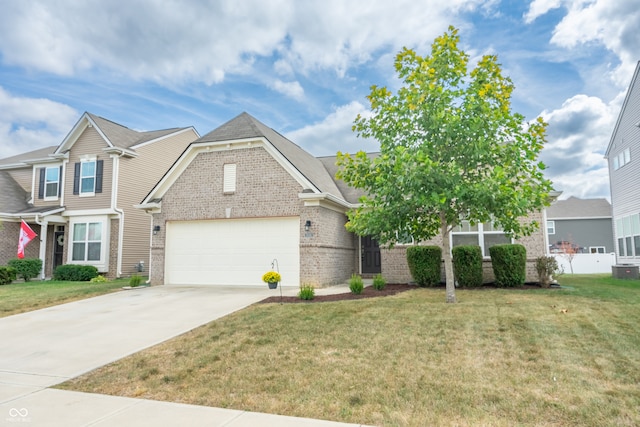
[73, 162, 80, 195]
[95, 160, 103, 193]
[58, 165, 63, 197]
[38, 168, 45, 199]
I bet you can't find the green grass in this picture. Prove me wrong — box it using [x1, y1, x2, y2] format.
[0, 278, 128, 317]
[59, 275, 640, 426]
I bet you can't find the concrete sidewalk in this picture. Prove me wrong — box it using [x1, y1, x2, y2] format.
[0, 284, 372, 427]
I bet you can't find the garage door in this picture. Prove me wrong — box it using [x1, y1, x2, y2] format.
[165, 217, 300, 286]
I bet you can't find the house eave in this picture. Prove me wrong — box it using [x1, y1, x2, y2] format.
[134, 202, 161, 213]
[103, 146, 138, 158]
[298, 192, 355, 211]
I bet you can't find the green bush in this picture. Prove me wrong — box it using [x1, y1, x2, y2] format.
[129, 274, 143, 287]
[349, 274, 364, 294]
[406, 246, 442, 287]
[452, 245, 483, 288]
[53, 264, 99, 281]
[372, 273, 386, 290]
[0, 266, 17, 285]
[298, 284, 315, 300]
[8, 258, 42, 282]
[90, 274, 109, 283]
[489, 244, 527, 287]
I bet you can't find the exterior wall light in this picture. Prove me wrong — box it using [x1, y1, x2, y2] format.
[304, 220, 312, 232]
[153, 225, 161, 235]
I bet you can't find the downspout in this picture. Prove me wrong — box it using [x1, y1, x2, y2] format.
[34, 213, 48, 280]
[111, 153, 125, 278]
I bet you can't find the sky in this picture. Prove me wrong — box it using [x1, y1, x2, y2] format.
[0, 0, 638, 201]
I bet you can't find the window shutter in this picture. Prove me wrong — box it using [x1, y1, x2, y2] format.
[73, 162, 80, 195]
[95, 160, 104, 193]
[223, 164, 236, 193]
[38, 168, 45, 199]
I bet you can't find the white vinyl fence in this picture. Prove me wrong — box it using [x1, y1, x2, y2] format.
[551, 253, 616, 274]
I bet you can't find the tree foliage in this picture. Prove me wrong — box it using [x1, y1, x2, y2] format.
[336, 26, 553, 303]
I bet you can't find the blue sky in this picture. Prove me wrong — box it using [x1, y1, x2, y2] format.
[1, 0, 638, 200]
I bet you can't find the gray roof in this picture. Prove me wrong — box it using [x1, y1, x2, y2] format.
[546, 196, 612, 219]
[196, 113, 346, 199]
[0, 171, 30, 213]
[0, 145, 57, 166]
[87, 113, 186, 149]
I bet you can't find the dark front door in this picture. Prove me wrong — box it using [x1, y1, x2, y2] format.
[361, 236, 381, 274]
[53, 230, 64, 270]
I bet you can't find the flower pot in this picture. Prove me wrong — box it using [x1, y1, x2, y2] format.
[268, 282, 278, 289]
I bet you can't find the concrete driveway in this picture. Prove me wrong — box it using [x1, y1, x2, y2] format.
[0, 285, 371, 426]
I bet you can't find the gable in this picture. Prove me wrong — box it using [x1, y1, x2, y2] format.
[606, 61, 640, 158]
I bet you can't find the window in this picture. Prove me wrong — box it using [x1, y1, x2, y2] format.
[45, 167, 60, 198]
[614, 148, 631, 170]
[451, 220, 511, 257]
[396, 230, 415, 245]
[616, 214, 640, 257]
[589, 247, 605, 254]
[546, 220, 555, 235]
[223, 163, 236, 193]
[72, 222, 102, 262]
[80, 161, 96, 194]
[73, 159, 103, 196]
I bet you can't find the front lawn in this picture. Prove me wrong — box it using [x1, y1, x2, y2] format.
[0, 278, 128, 317]
[59, 275, 640, 426]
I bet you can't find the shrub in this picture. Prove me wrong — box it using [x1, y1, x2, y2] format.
[53, 264, 99, 281]
[0, 266, 17, 285]
[372, 273, 386, 290]
[90, 274, 109, 283]
[298, 284, 315, 300]
[535, 256, 562, 288]
[452, 245, 483, 288]
[349, 274, 364, 294]
[8, 258, 43, 282]
[406, 246, 442, 287]
[489, 244, 527, 287]
[129, 274, 143, 287]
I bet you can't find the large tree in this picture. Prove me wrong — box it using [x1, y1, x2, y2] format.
[336, 26, 553, 303]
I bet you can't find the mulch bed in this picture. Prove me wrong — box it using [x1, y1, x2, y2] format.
[259, 282, 554, 304]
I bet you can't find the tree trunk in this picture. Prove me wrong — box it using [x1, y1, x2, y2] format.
[441, 212, 456, 303]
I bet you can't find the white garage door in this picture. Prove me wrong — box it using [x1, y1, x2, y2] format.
[165, 217, 300, 286]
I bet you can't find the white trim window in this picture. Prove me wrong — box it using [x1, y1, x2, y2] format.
[44, 166, 60, 199]
[589, 247, 606, 254]
[80, 160, 96, 195]
[546, 220, 555, 235]
[68, 216, 109, 271]
[451, 220, 511, 257]
[616, 214, 640, 257]
[613, 148, 631, 170]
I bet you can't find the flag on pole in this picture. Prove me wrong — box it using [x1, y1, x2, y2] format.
[17, 220, 37, 259]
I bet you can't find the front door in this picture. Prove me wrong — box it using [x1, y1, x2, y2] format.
[53, 230, 65, 270]
[361, 236, 381, 274]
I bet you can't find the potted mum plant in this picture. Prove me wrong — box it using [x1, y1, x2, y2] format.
[262, 271, 281, 289]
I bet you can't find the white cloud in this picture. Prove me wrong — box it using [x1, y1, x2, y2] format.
[538, 93, 618, 199]
[0, 0, 490, 86]
[269, 80, 305, 101]
[286, 102, 377, 156]
[525, 0, 640, 88]
[0, 87, 78, 158]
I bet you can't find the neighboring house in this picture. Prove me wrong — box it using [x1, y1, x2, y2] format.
[137, 112, 548, 287]
[605, 61, 640, 266]
[546, 196, 614, 254]
[0, 112, 199, 278]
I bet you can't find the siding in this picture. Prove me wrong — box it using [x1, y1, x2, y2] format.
[549, 218, 614, 253]
[116, 129, 197, 276]
[63, 126, 113, 211]
[608, 63, 640, 264]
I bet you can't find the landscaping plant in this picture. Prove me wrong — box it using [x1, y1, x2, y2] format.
[53, 264, 99, 281]
[372, 273, 386, 290]
[452, 245, 483, 287]
[535, 256, 562, 288]
[0, 266, 17, 285]
[349, 274, 364, 294]
[489, 244, 527, 287]
[406, 246, 441, 287]
[298, 284, 315, 300]
[129, 274, 143, 287]
[8, 258, 42, 282]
